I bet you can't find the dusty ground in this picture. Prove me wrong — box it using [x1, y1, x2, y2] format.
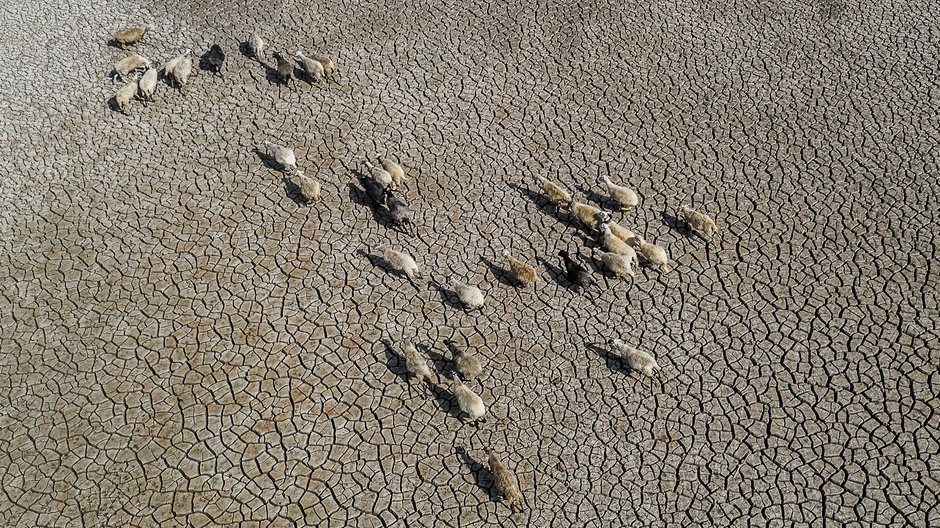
[0, 0, 937, 526]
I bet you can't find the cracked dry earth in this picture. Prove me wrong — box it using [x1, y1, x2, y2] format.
[0, 0, 937, 526]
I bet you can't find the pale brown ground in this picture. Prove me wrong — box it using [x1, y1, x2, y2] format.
[0, 0, 937, 526]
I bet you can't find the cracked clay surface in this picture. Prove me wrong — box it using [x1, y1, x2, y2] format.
[0, 0, 937, 526]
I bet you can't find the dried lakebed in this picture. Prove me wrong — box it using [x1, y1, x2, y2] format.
[0, 0, 937, 526]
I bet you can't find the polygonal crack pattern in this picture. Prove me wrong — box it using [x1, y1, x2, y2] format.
[0, 0, 937, 526]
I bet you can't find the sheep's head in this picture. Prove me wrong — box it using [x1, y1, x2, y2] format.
[608, 338, 622, 347]
[595, 211, 612, 223]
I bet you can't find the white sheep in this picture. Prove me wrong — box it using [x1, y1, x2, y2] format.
[249, 33, 265, 60]
[601, 176, 639, 210]
[566, 201, 604, 229]
[596, 212, 637, 243]
[450, 280, 485, 310]
[608, 339, 661, 376]
[680, 205, 718, 240]
[162, 50, 186, 77]
[630, 236, 671, 272]
[294, 170, 321, 202]
[452, 373, 486, 422]
[591, 247, 636, 278]
[137, 67, 158, 101]
[295, 50, 325, 82]
[598, 223, 633, 255]
[371, 245, 420, 279]
[113, 54, 150, 81]
[262, 141, 297, 171]
[169, 52, 193, 90]
[113, 80, 137, 114]
[379, 155, 406, 188]
[364, 160, 393, 188]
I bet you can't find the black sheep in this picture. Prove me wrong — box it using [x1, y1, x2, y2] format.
[558, 250, 594, 289]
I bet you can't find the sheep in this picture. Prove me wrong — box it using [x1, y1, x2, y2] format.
[597, 226, 639, 274]
[680, 205, 718, 240]
[162, 50, 188, 77]
[558, 250, 593, 289]
[594, 211, 637, 241]
[566, 201, 605, 229]
[262, 141, 297, 171]
[382, 188, 412, 226]
[402, 340, 434, 385]
[534, 174, 571, 206]
[608, 338, 661, 376]
[379, 155, 406, 188]
[364, 160, 393, 188]
[294, 170, 321, 202]
[248, 33, 265, 61]
[170, 53, 193, 90]
[295, 50, 325, 82]
[309, 52, 337, 79]
[112, 54, 150, 81]
[629, 236, 671, 272]
[163, 57, 181, 76]
[597, 223, 630, 253]
[607, 221, 636, 243]
[601, 176, 639, 210]
[204, 44, 225, 77]
[113, 27, 147, 49]
[137, 67, 158, 101]
[591, 247, 635, 278]
[371, 245, 420, 280]
[444, 339, 483, 380]
[485, 448, 524, 511]
[450, 280, 485, 310]
[113, 80, 137, 114]
[273, 51, 293, 84]
[502, 250, 538, 287]
[451, 373, 486, 422]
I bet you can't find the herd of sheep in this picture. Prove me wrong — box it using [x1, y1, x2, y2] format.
[104, 24, 719, 515]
